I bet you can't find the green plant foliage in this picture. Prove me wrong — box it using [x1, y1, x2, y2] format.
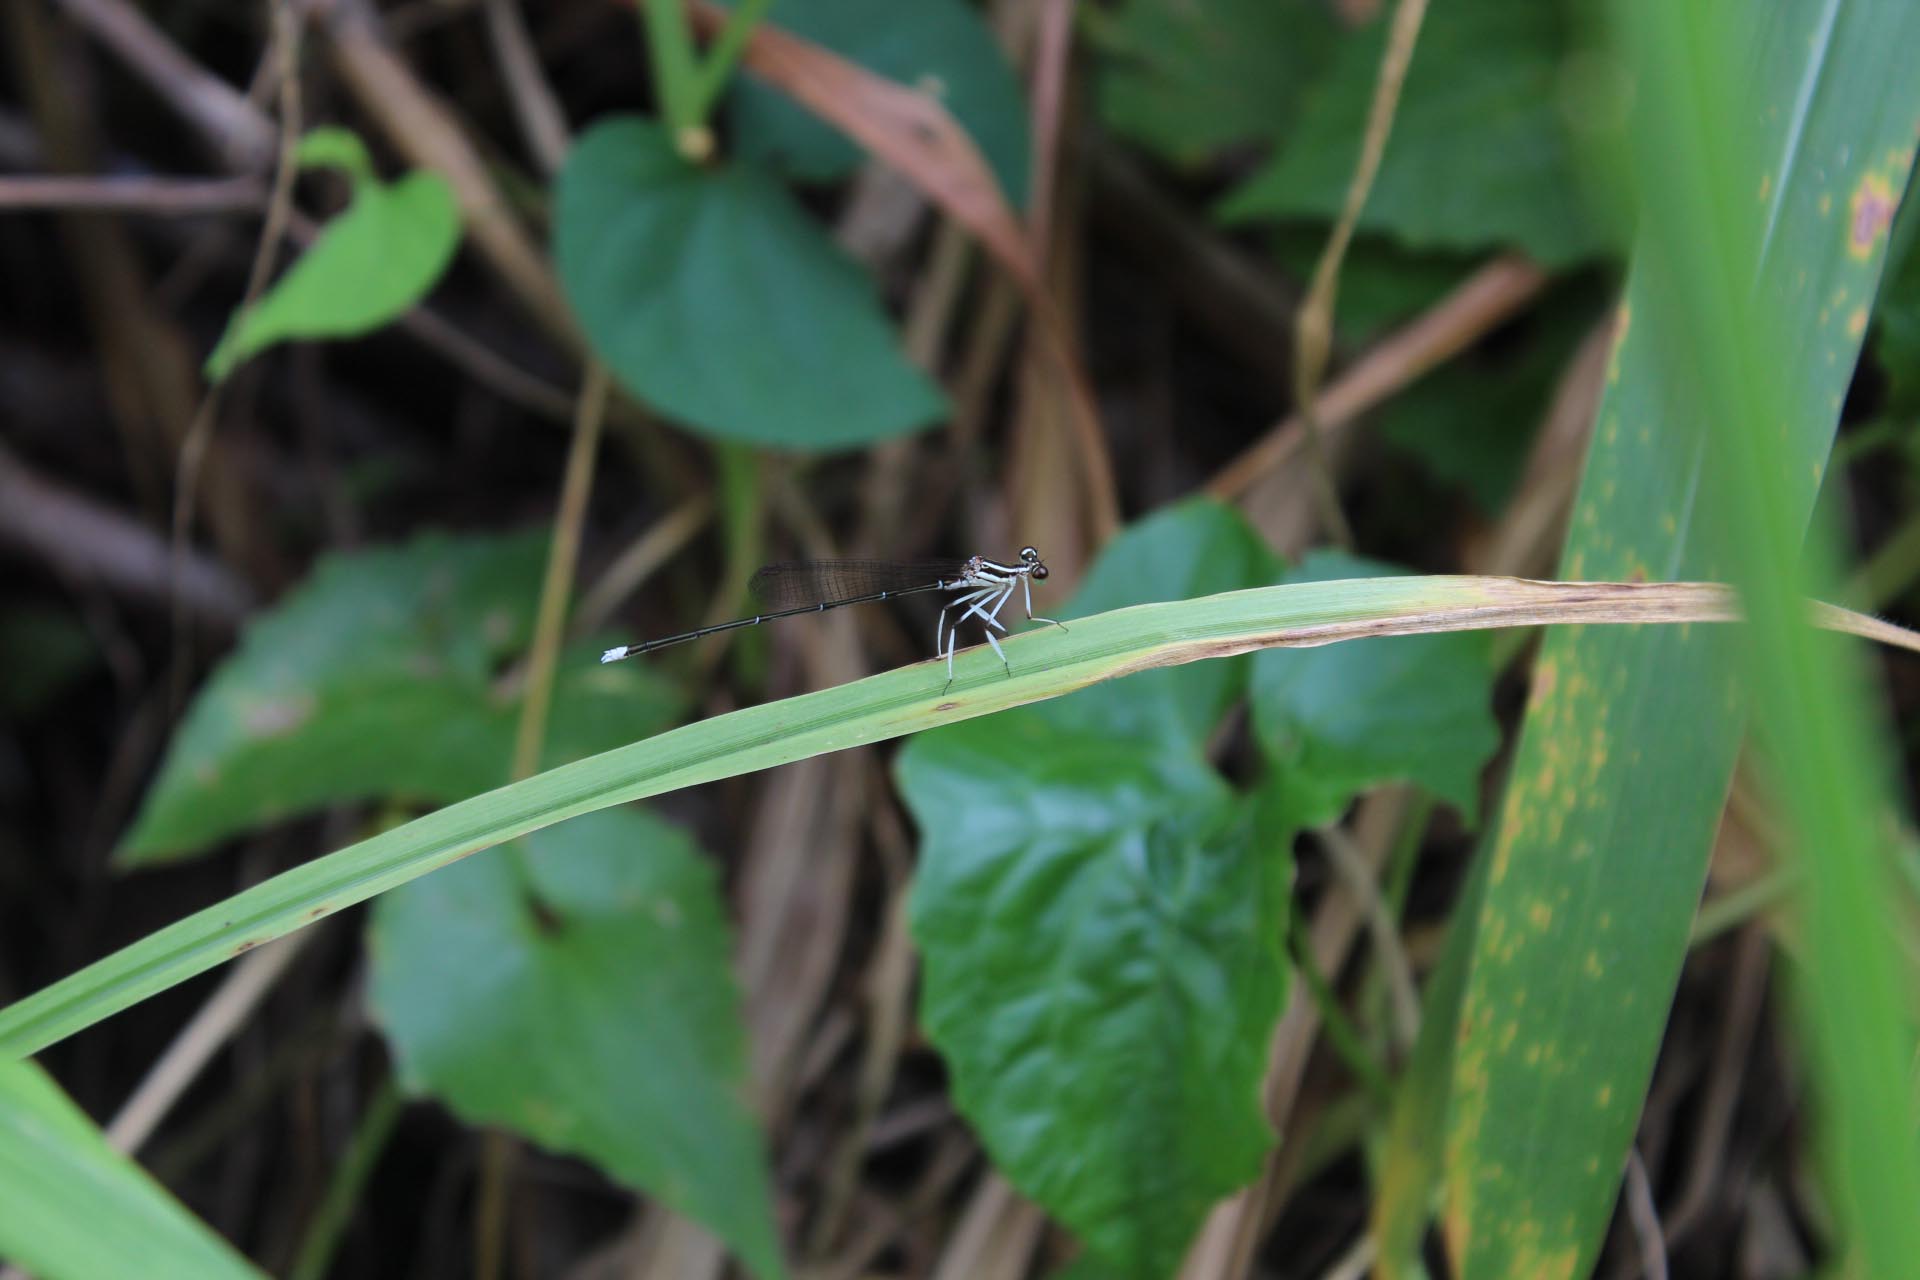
[1089, 0, 1335, 168]
[556, 118, 946, 450]
[0, 1058, 263, 1279]
[206, 128, 460, 381]
[1250, 550, 1499, 829]
[369, 807, 783, 1280]
[898, 500, 1288, 1275]
[0, 606, 94, 720]
[1373, 288, 1600, 509]
[1218, 0, 1606, 267]
[1424, 8, 1920, 1277]
[727, 0, 1030, 206]
[120, 531, 678, 864]
[0, 569, 1800, 1059]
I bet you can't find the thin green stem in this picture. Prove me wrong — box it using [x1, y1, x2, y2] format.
[286, 1079, 403, 1280]
[1291, 912, 1392, 1105]
[688, 0, 777, 120]
[637, 0, 705, 157]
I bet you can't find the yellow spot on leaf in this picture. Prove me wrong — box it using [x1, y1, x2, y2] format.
[1596, 1084, 1614, 1107]
[1847, 307, 1869, 337]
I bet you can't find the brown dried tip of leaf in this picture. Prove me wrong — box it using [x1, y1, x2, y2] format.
[684, 0, 1039, 292]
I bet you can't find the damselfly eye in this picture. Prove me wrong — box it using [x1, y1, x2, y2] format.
[1020, 545, 1040, 563]
[1032, 565, 1049, 580]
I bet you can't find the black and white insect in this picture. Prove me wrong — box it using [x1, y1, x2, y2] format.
[599, 547, 1063, 689]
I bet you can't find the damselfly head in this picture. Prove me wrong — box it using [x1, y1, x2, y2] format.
[1019, 546, 1049, 579]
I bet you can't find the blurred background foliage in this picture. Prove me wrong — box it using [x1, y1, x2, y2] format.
[2, 0, 1918, 1277]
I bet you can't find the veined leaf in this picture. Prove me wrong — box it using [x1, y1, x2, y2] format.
[897, 500, 1286, 1275]
[370, 808, 783, 1279]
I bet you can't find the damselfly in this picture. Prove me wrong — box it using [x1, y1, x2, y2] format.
[599, 548, 1063, 689]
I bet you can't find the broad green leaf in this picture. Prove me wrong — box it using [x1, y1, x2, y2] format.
[1436, 8, 1920, 1277]
[1250, 551, 1499, 829]
[2, 573, 1887, 1059]
[555, 117, 947, 449]
[206, 128, 459, 381]
[0, 606, 94, 720]
[1373, 286, 1600, 509]
[121, 531, 678, 863]
[0, 1058, 263, 1279]
[1089, 0, 1335, 168]
[898, 500, 1285, 1275]
[900, 734, 1287, 1278]
[369, 807, 782, 1279]
[728, 0, 1030, 207]
[1218, 0, 1607, 267]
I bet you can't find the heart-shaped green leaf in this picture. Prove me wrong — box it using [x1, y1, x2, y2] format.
[369, 806, 783, 1279]
[207, 128, 460, 380]
[555, 117, 946, 449]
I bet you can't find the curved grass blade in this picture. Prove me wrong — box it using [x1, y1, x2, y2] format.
[2, 577, 1912, 1057]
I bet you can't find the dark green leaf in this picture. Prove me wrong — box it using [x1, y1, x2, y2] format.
[1251, 551, 1499, 829]
[898, 499, 1287, 1276]
[900, 730, 1286, 1278]
[728, 0, 1030, 206]
[0, 1059, 263, 1280]
[1090, 0, 1336, 168]
[369, 807, 783, 1280]
[556, 117, 946, 449]
[1219, 0, 1607, 267]
[121, 531, 679, 864]
[207, 129, 460, 380]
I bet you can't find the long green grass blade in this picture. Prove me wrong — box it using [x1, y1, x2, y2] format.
[0, 1058, 263, 1278]
[1430, 5, 1920, 1276]
[1625, 5, 1920, 1271]
[0, 576, 1905, 1058]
